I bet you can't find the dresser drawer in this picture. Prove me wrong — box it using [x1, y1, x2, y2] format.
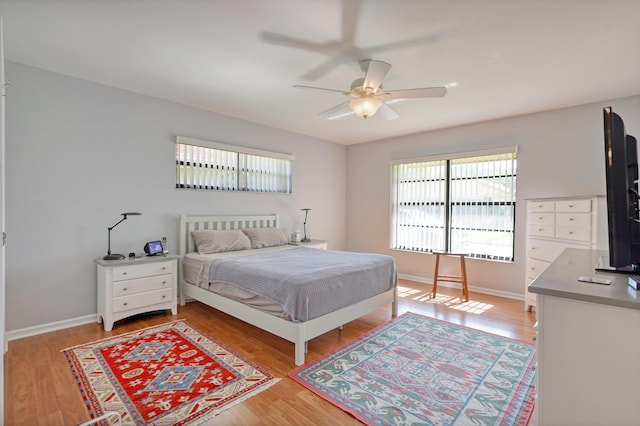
[529, 224, 555, 238]
[528, 201, 555, 213]
[555, 199, 591, 213]
[527, 239, 569, 262]
[556, 212, 591, 228]
[113, 274, 173, 297]
[555, 226, 591, 242]
[112, 288, 173, 313]
[528, 212, 555, 226]
[526, 257, 552, 280]
[112, 260, 174, 282]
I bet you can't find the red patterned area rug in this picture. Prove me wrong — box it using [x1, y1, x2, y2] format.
[290, 312, 535, 426]
[63, 320, 279, 425]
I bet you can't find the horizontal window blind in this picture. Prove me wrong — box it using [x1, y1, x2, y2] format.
[392, 147, 517, 262]
[175, 136, 293, 193]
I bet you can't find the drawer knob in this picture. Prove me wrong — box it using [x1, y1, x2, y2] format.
[162, 295, 166, 299]
[122, 272, 127, 275]
[123, 302, 128, 306]
[162, 281, 167, 285]
[162, 267, 166, 270]
[532, 335, 537, 342]
[123, 287, 127, 291]
[569, 217, 574, 221]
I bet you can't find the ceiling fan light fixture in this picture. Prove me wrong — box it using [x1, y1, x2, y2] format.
[349, 96, 383, 119]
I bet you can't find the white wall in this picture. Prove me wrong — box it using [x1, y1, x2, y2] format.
[346, 96, 640, 297]
[5, 62, 346, 331]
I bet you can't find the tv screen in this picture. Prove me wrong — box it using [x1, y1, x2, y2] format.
[602, 106, 640, 272]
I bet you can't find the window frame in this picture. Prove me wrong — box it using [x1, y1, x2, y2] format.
[391, 146, 518, 262]
[175, 136, 294, 193]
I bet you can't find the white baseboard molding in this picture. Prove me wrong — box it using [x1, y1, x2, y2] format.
[6, 314, 98, 342]
[398, 273, 524, 301]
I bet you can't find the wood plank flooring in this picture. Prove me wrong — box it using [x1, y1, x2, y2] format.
[4, 279, 536, 425]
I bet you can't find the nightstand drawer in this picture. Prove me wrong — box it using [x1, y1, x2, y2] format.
[112, 288, 173, 313]
[113, 274, 173, 297]
[112, 260, 174, 281]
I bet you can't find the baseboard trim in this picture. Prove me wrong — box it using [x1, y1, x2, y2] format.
[398, 273, 524, 301]
[6, 314, 98, 342]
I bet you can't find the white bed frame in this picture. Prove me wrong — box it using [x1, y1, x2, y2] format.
[179, 214, 398, 366]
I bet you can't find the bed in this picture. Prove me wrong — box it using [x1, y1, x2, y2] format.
[178, 214, 398, 365]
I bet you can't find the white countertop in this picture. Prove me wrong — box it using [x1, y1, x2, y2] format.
[528, 248, 640, 310]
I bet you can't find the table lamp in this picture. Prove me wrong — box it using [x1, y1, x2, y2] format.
[301, 208, 311, 242]
[103, 212, 141, 260]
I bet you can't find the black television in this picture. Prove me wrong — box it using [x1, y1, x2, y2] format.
[600, 106, 640, 273]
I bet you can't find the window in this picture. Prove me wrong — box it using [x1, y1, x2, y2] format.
[391, 147, 517, 261]
[175, 136, 294, 193]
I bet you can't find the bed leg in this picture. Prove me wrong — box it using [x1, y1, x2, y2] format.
[295, 343, 306, 366]
[392, 286, 399, 317]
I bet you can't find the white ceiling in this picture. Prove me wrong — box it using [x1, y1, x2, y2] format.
[1, 0, 639, 145]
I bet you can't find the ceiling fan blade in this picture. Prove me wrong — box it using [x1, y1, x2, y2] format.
[294, 84, 348, 94]
[260, 31, 328, 53]
[365, 32, 442, 55]
[341, 0, 362, 44]
[378, 103, 400, 120]
[362, 60, 391, 91]
[384, 86, 447, 100]
[318, 102, 353, 119]
[301, 58, 349, 81]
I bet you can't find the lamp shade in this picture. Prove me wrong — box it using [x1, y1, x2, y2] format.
[349, 96, 383, 119]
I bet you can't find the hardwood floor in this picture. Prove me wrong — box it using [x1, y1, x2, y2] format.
[4, 279, 536, 425]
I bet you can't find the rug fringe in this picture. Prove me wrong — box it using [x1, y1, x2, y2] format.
[186, 378, 281, 425]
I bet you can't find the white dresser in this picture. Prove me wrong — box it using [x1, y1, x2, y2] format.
[95, 254, 179, 331]
[524, 196, 606, 311]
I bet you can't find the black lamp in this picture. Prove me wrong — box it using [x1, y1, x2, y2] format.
[301, 208, 311, 242]
[103, 212, 141, 260]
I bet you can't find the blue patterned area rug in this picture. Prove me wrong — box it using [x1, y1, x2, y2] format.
[290, 312, 535, 426]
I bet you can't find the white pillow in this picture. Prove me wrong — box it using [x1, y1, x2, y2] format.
[190, 229, 251, 254]
[241, 228, 289, 249]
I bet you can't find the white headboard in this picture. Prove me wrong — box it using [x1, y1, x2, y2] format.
[179, 214, 280, 256]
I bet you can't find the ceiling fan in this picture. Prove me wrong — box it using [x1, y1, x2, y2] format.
[261, 0, 441, 81]
[294, 59, 447, 120]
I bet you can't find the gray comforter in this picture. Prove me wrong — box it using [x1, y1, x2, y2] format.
[207, 247, 397, 322]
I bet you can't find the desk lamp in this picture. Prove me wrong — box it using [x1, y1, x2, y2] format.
[103, 212, 141, 260]
[301, 208, 311, 242]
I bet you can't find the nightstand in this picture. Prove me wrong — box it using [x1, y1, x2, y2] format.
[290, 240, 328, 249]
[95, 254, 179, 331]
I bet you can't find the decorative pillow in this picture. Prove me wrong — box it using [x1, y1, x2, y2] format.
[190, 229, 251, 254]
[241, 228, 289, 249]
